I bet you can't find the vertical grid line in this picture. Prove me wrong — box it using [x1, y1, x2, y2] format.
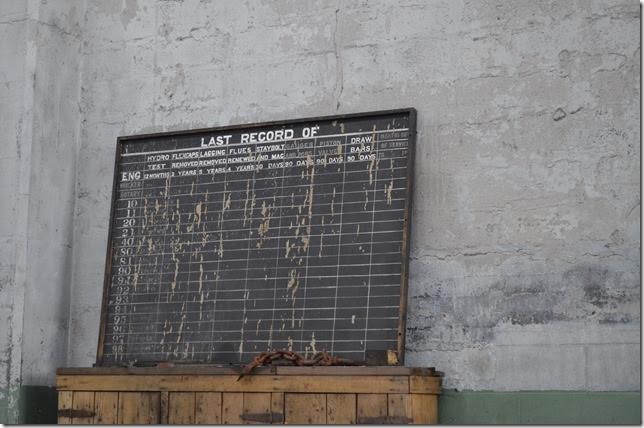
[330, 135, 348, 354]
[208, 145, 230, 361]
[184, 149, 202, 359]
[153, 159, 172, 361]
[238, 157, 257, 361]
[363, 143, 380, 356]
[267, 142, 288, 350]
[298, 135, 317, 353]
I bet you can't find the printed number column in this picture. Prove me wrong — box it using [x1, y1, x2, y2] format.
[107, 151, 146, 363]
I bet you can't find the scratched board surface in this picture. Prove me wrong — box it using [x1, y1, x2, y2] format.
[98, 109, 416, 366]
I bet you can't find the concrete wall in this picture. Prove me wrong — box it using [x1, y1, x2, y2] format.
[0, 0, 640, 421]
[0, 0, 83, 421]
[0, 1, 30, 420]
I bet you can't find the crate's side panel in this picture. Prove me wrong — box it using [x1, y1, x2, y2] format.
[93, 392, 118, 424]
[58, 391, 73, 424]
[411, 394, 438, 424]
[195, 392, 222, 424]
[284, 393, 326, 424]
[72, 391, 95, 424]
[55, 371, 441, 424]
[326, 393, 356, 424]
[222, 392, 244, 424]
[117, 392, 160, 424]
[168, 392, 196, 424]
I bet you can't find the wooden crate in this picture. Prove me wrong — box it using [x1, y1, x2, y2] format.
[57, 366, 441, 424]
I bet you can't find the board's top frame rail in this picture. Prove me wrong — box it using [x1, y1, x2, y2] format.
[116, 108, 417, 144]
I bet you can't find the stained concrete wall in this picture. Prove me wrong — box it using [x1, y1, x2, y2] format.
[0, 0, 640, 414]
[0, 1, 30, 419]
[0, 0, 83, 421]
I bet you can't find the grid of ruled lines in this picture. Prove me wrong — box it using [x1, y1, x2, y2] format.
[101, 115, 411, 365]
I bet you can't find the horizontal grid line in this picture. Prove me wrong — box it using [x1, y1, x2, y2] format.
[111, 218, 404, 239]
[104, 325, 396, 333]
[112, 209, 406, 232]
[110, 272, 401, 284]
[112, 230, 403, 252]
[106, 316, 399, 327]
[108, 305, 399, 317]
[111, 218, 402, 241]
[110, 250, 404, 271]
[110, 262, 400, 278]
[108, 293, 400, 306]
[111, 240, 403, 260]
[120, 145, 409, 167]
[106, 339, 397, 347]
[116, 167, 408, 195]
[110, 283, 401, 296]
[113, 186, 407, 211]
[112, 198, 406, 222]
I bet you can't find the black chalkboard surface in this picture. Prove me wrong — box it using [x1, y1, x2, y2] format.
[97, 109, 416, 366]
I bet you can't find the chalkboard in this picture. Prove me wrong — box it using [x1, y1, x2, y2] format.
[96, 109, 416, 366]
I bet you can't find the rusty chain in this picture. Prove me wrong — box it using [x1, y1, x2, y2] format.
[238, 350, 360, 380]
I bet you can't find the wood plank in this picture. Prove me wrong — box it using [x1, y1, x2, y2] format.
[271, 392, 284, 423]
[142, 392, 161, 424]
[195, 392, 222, 424]
[58, 391, 73, 424]
[57, 366, 435, 376]
[326, 393, 356, 424]
[242, 392, 272, 424]
[118, 392, 160, 424]
[117, 393, 135, 425]
[409, 375, 441, 394]
[160, 391, 169, 424]
[168, 392, 195, 424]
[93, 392, 118, 424]
[357, 393, 387, 423]
[222, 392, 244, 424]
[72, 391, 95, 424]
[411, 394, 438, 424]
[57, 374, 409, 393]
[58, 366, 261, 376]
[388, 393, 412, 421]
[274, 366, 429, 376]
[284, 393, 326, 424]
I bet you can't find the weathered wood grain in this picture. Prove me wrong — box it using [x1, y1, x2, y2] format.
[93, 392, 118, 424]
[222, 392, 244, 424]
[57, 374, 409, 393]
[285, 393, 326, 424]
[117, 392, 160, 424]
[326, 393, 356, 424]
[195, 392, 222, 424]
[72, 391, 95, 425]
[168, 392, 195, 424]
[58, 391, 73, 424]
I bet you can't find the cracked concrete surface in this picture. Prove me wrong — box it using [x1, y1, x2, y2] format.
[0, 0, 640, 396]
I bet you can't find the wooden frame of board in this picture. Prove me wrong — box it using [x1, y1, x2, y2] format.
[95, 108, 417, 366]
